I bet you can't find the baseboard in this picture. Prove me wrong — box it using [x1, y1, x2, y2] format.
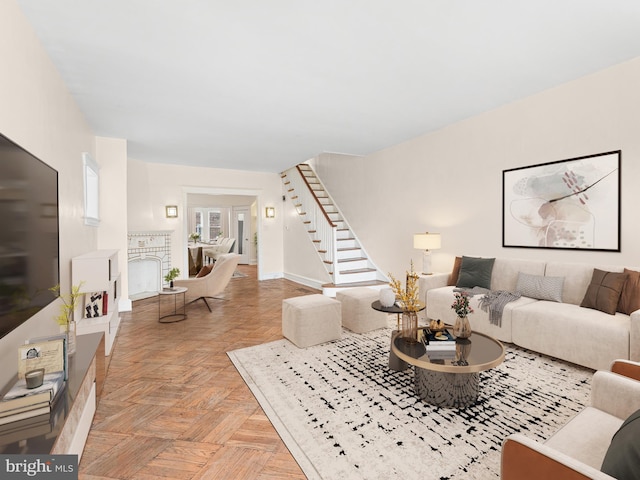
[118, 298, 133, 312]
[282, 273, 324, 291]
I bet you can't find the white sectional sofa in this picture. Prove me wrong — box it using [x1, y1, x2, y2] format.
[420, 257, 640, 371]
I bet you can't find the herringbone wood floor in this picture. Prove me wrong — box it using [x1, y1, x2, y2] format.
[80, 265, 318, 479]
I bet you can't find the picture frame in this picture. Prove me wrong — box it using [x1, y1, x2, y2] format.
[502, 151, 621, 251]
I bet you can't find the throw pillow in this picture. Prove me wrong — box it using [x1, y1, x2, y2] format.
[195, 264, 213, 278]
[601, 408, 640, 479]
[447, 257, 462, 286]
[456, 256, 495, 290]
[580, 269, 628, 315]
[515, 273, 564, 302]
[617, 268, 640, 315]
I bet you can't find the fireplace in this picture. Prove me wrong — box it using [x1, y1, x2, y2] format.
[127, 231, 172, 300]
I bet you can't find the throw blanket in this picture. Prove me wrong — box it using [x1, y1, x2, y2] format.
[454, 287, 521, 327]
[478, 290, 521, 327]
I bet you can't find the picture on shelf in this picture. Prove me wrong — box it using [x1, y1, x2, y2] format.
[84, 291, 108, 318]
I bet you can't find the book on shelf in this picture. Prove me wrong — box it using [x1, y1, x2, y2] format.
[0, 413, 52, 445]
[0, 406, 51, 426]
[0, 371, 65, 414]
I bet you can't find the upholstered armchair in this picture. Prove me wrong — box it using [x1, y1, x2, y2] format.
[501, 359, 640, 480]
[202, 238, 236, 264]
[173, 253, 239, 311]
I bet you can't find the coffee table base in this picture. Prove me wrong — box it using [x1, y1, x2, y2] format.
[414, 368, 479, 408]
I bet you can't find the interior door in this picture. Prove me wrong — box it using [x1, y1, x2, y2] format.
[232, 206, 251, 265]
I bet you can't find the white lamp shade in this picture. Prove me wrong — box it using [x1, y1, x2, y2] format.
[413, 233, 441, 250]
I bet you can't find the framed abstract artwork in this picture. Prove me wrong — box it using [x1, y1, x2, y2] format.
[503, 151, 621, 251]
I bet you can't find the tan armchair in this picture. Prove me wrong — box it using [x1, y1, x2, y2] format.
[202, 238, 236, 264]
[173, 253, 239, 311]
[501, 360, 640, 480]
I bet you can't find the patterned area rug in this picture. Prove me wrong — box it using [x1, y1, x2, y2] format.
[228, 327, 593, 479]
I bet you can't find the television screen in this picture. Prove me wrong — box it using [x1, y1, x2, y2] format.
[0, 133, 59, 339]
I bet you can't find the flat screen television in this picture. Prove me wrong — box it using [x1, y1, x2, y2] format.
[0, 133, 59, 339]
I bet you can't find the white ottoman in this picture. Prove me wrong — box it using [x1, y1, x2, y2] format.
[336, 287, 389, 333]
[282, 294, 342, 348]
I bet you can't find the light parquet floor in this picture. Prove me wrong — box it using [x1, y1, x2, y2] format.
[80, 265, 319, 480]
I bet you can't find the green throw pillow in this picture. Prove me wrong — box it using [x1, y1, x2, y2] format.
[456, 256, 495, 290]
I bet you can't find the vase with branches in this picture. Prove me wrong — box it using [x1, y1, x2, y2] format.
[388, 261, 420, 342]
[49, 282, 84, 354]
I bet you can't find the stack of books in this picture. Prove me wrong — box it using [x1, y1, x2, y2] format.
[422, 328, 456, 359]
[0, 371, 65, 426]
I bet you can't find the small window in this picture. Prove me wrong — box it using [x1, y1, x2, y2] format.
[82, 152, 100, 226]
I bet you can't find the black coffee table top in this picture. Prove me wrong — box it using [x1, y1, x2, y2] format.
[391, 330, 504, 374]
[371, 300, 425, 314]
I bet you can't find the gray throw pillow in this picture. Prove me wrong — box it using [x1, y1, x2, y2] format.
[456, 256, 495, 289]
[515, 273, 564, 302]
[601, 408, 640, 480]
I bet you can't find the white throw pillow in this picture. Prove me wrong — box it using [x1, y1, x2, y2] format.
[515, 272, 564, 302]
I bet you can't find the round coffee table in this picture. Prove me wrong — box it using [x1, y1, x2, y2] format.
[391, 330, 504, 408]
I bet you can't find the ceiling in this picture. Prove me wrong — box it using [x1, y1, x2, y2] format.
[15, 1, 640, 173]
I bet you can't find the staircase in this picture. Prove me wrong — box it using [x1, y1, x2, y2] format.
[281, 163, 388, 296]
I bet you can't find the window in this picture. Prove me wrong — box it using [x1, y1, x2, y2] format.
[209, 211, 222, 239]
[82, 152, 100, 226]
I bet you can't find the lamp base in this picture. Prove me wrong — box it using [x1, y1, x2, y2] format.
[422, 250, 433, 275]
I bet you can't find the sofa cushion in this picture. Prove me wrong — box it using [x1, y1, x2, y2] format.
[544, 406, 624, 472]
[581, 269, 628, 315]
[617, 268, 640, 315]
[515, 273, 564, 302]
[600, 408, 640, 479]
[447, 256, 462, 286]
[456, 256, 495, 289]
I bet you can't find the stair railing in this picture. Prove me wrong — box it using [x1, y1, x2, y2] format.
[285, 166, 340, 283]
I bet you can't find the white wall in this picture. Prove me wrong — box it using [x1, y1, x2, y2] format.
[0, 0, 97, 388]
[127, 159, 284, 280]
[311, 57, 640, 281]
[96, 136, 130, 311]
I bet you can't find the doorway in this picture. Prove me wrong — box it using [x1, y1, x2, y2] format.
[232, 206, 251, 265]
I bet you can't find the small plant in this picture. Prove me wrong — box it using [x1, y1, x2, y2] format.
[189, 232, 201, 243]
[49, 282, 84, 326]
[451, 291, 474, 318]
[164, 268, 180, 284]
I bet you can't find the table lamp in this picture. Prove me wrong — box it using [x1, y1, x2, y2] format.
[413, 232, 441, 275]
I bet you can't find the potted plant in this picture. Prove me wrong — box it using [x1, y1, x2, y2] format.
[164, 268, 180, 289]
[189, 232, 201, 244]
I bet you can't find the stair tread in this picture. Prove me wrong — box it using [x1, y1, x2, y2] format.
[340, 268, 376, 274]
[322, 280, 388, 289]
[338, 257, 367, 263]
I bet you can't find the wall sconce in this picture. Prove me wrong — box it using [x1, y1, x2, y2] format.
[265, 206, 275, 218]
[413, 232, 441, 275]
[165, 205, 178, 218]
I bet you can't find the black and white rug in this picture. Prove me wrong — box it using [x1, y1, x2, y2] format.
[228, 327, 592, 479]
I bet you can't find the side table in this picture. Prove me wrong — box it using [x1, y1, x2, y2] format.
[158, 287, 188, 323]
[371, 300, 425, 372]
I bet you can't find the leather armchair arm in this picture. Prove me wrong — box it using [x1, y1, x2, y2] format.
[501, 434, 614, 480]
[610, 359, 640, 381]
